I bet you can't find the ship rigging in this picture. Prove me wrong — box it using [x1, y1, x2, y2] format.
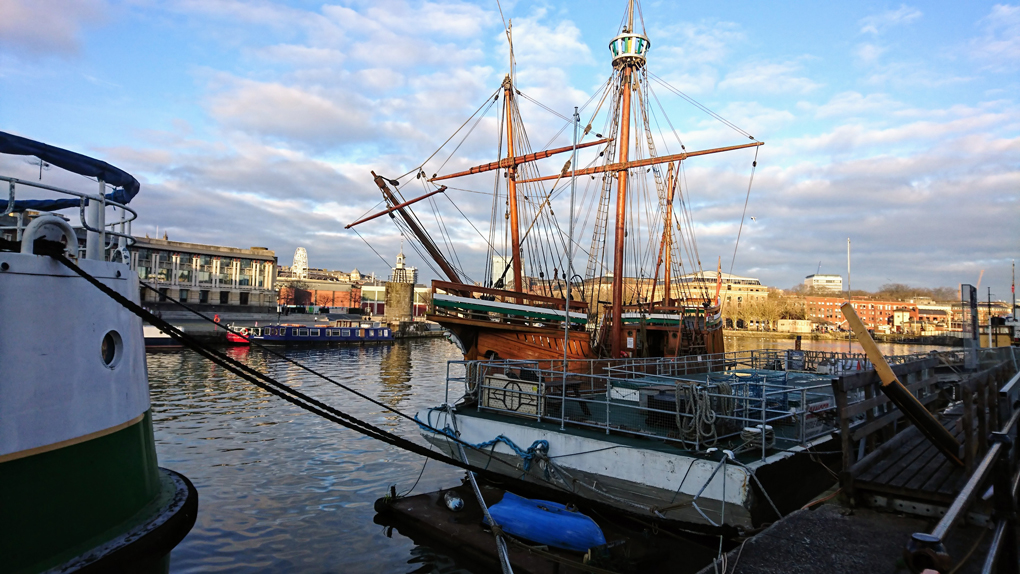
[350, 0, 762, 361]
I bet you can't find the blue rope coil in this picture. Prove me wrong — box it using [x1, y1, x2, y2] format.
[415, 409, 550, 471]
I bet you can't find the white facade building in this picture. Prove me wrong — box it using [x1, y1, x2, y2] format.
[805, 274, 843, 293]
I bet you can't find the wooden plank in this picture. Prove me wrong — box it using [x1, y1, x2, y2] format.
[842, 375, 940, 418]
[857, 431, 928, 482]
[432, 280, 588, 311]
[838, 358, 938, 392]
[900, 447, 950, 491]
[848, 425, 922, 480]
[869, 439, 937, 487]
[919, 421, 968, 494]
[850, 391, 941, 442]
[963, 389, 974, 474]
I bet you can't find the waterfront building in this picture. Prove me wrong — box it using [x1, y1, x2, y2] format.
[679, 270, 769, 306]
[804, 274, 843, 293]
[806, 296, 918, 332]
[130, 237, 278, 309]
[292, 247, 309, 279]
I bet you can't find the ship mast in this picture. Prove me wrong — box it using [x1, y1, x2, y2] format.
[609, 0, 645, 357]
[504, 74, 523, 296]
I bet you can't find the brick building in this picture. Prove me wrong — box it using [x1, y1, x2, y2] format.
[806, 296, 918, 332]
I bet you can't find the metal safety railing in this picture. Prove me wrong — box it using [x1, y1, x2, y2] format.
[1, 175, 138, 262]
[445, 353, 845, 461]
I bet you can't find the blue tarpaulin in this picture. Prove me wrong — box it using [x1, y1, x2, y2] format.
[1, 130, 140, 212]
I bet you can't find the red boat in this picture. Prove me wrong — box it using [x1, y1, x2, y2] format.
[225, 326, 251, 345]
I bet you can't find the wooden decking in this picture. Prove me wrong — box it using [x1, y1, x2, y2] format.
[833, 355, 1017, 513]
[851, 408, 967, 504]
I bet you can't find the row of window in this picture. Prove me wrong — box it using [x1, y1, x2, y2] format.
[261, 328, 389, 337]
[151, 288, 251, 305]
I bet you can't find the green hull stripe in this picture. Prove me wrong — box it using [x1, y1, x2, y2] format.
[1, 411, 162, 574]
[434, 299, 588, 325]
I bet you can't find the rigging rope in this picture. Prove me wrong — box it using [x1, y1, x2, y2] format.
[27, 241, 561, 489]
[729, 146, 759, 276]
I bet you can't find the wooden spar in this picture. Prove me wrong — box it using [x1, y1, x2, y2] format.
[611, 65, 633, 359]
[504, 75, 524, 298]
[515, 141, 764, 184]
[345, 187, 446, 229]
[650, 162, 675, 306]
[370, 171, 462, 284]
[664, 163, 675, 306]
[429, 139, 610, 183]
[840, 302, 963, 467]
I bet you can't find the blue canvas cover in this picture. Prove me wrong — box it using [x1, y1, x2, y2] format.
[484, 492, 607, 552]
[1, 131, 140, 211]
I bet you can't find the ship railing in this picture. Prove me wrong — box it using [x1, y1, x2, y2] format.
[449, 356, 841, 461]
[0, 175, 138, 262]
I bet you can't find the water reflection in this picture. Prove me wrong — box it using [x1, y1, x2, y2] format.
[379, 344, 414, 408]
[151, 336, 941, 573]
[149, 339, 465, 573]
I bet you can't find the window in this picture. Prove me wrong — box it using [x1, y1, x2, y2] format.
[179, 289, 189, 301]
[199, 290, 210, 304]
[309, 329, 320, 337]
[219, 291, 230, 305]
[297, 328, 308, 336]
[239, 292, 249, 306]
[342, 329, 351, 337]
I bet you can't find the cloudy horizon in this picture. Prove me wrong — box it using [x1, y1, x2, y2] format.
[1, 0, 1017, 300]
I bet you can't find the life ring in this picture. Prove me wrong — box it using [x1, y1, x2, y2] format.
[214, 314, 221, 323]
[239, 327, 249, 336]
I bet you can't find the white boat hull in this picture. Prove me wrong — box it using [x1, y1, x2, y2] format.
[422, 409, 771, 529]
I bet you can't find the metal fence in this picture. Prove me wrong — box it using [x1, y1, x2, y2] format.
[445, 352, 849, 461]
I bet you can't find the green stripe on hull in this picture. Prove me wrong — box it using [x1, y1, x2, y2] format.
[1, 411, 162, 574]
[434, 299, 587, 325]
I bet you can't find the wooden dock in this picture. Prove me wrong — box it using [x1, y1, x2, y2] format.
[834, 353, 1015, 522]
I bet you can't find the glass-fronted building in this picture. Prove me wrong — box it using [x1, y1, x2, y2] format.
[130, 237, 277, 309]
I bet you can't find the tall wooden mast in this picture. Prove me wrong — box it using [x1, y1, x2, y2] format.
[609, 0, 645, 357]
[504, 74, 523, 295]
[662, 162, 675, 306]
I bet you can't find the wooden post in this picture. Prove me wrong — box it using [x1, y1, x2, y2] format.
[963, 386, 975, 474]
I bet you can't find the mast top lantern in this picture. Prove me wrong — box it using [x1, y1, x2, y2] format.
[609, 31, 650, 69]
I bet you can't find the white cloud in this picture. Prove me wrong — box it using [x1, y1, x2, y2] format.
[854, 42, 886, 64]
[256, 44, 346, 67]
[0, 0, 106, 56]
[969, 3, 1020, 72]
[859, 4, 922, 35]
[207, 78, 375, 148]
[804, 91, 903, 119]
[652, 20, 746, 68]
[718, 61, 822, 95]
[505, 9, 594, 68]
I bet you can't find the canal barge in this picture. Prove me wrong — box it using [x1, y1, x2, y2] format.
[248, 320, 393, 345]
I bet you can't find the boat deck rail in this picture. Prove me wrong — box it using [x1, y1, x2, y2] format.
[444, 353, 850, 461]
[1, 175, 137, 262]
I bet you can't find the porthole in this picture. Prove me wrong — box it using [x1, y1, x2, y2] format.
[101, 330, 123, 368]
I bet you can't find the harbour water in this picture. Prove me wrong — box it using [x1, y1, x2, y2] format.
[151, 336, 948, 573]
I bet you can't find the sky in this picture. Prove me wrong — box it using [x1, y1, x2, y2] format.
[1, 0, 1017, 298]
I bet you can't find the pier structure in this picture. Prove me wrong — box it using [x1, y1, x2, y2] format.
[700, 345, 1020, 574]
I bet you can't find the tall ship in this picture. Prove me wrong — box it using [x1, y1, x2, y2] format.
[351, 1, 761, 364]
[347, 1, 850, 533]
[0, 131, 197, 572]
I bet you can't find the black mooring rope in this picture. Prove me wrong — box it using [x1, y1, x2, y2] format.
[30, 239, 553, 488]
